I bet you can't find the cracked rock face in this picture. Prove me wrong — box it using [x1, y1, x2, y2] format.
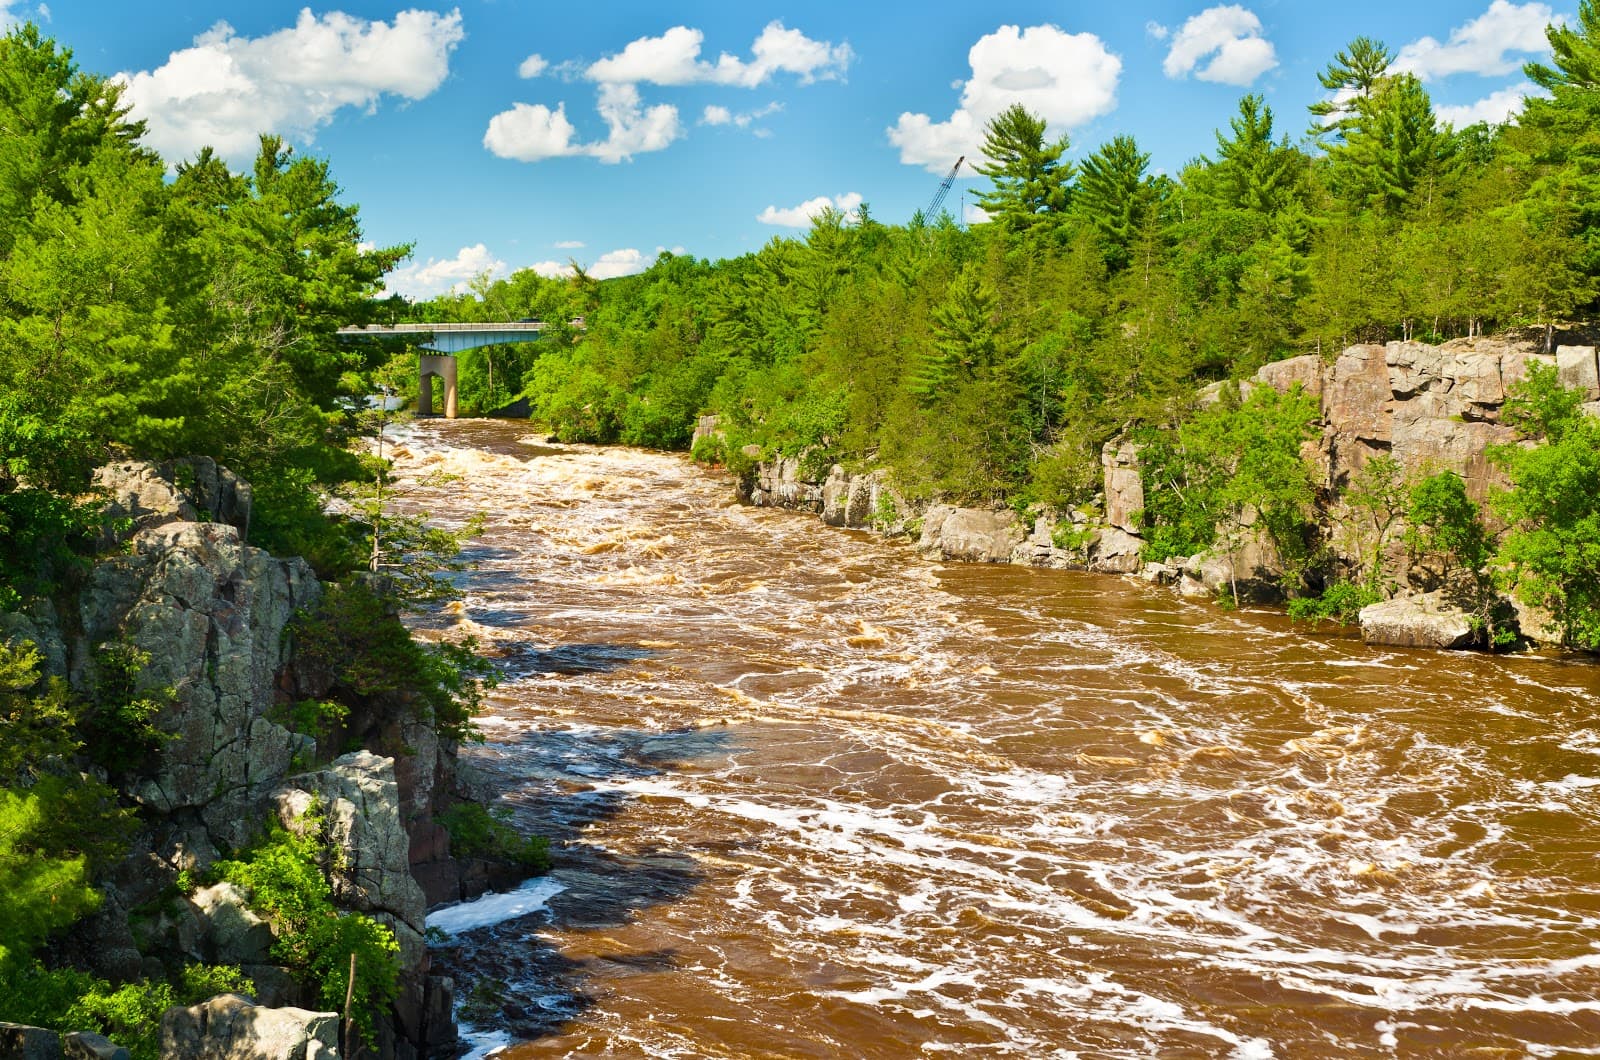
[76, 521, 321, 851]
[275, 751, 429, 967]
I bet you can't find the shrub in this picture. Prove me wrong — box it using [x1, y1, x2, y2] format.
[290, 579, 493, 743]
[438, 802, 552, 873]
[216, 815, 400, 1041]
[1287, 581, 1380, 626]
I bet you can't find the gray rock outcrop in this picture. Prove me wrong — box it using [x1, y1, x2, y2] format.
[161, 995, 339, 1060]
[93, 457, 252, 547]
[192, 883, 275, 965]
[0, 1023, 64, 1060]
[274, 752, 429, 968]
[75, 520, 320, 852]
[918, 506, 1024, 563]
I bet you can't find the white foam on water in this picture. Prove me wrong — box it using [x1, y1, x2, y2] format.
[456, 1027, 512, 1060]
[426, 877, 567, 935]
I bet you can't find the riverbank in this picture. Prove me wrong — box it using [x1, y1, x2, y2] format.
[719, 335, 1600, 654]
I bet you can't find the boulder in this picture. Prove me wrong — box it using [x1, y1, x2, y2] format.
[1506, 592, 1560, 647]
[62, 1032, 128, 1060]
[1087, 527, 1144, 574]
[193, 882, 274, 965]
[1358, 592, 1476, 649]
[93, 457, 251, 547]
[1556, 345, 1599, 401]
[1254, 354, 1323, 399]
[1189, 531, 1284, 601]
[161, 995, 338, 1060]
[918, 507, 1023, 563]
[0, 1023, 62, 1060]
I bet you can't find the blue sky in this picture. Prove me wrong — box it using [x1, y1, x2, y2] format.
[8, 1, 1569, 298]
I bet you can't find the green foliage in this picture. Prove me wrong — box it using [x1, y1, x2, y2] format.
[0, 961, 253, 1060]
[271, 698, 350, 747]
[1050, 521, 1094, 552]
[0, 787, 100, 969]
[290, 579, 494, 742]
[1073, 135, 1158, 270]
[1309, 35, 1396, 141]
[0, 640, 76, 777]
[969, 104, 1072, 236]
[216, 817, 400, 1039]
[1138, 385, 1320, 579]
[1493, 366, 1600, 648]
[1405, 470, 1508, 648]
[1406, 471, 1491, 582]
[83, 642, 173, 772]
[437, 802, 552, 872]
[1343, 454, 1409, 592]
[1287, 580, 1381, 625]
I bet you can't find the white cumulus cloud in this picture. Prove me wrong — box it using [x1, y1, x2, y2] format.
[585, 21, 851, 87]
[757, 192, 863, 227]
[888, 24, 1121, 173]
[385, 243, 507, 300]
[1394, 1, 1558, 81]
[553, 240, 585, 249]
[529, 260, 576, 279]
[1436, 81, 1542, 126]
[483, 101, 581, 161]
[702, 100, 782, 129]
[1162, 5, 1277, 85]
[589, 248, 646, 279]
[484, 83, 681, 163]
[518, 53, 548, 78]
[116, 8, 464, 165]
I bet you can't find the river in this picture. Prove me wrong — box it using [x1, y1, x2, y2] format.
[397, 418, 1600, 1059]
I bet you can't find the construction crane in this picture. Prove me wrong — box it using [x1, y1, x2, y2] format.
[922, 156, 964, 223]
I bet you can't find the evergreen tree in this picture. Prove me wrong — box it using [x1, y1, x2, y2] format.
[1211, 95, 1300, 216]
[1073, 135, 1158, 271]
[1337, 74, 1455, 214]
[970, 104, 1072, 237]
[1309, 36, 1394, 142]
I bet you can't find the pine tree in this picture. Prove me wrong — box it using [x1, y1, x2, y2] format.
[970, 104, 1072, 237]
[1073, 135, 1157, 271]
[1309, 36, 1394, 143]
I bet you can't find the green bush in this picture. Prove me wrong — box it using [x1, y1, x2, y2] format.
[83, 642, 174, 772]
[1287, 581, 1381, 625]
[216, 816, 400, 1041]
[290, 579, 493, 743]
[438, 802, 551, 873]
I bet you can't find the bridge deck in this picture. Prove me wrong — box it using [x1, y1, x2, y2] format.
[337, 321, 547, 355]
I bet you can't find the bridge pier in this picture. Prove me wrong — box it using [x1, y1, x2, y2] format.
[418, 353, 458, 418]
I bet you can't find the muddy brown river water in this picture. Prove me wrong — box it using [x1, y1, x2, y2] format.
[398, 419, 1600, 1059]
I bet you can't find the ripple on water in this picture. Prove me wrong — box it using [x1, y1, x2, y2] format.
[391, 420, 1600, 1058]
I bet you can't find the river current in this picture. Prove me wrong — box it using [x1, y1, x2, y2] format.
[398, 419, 1600, 1059]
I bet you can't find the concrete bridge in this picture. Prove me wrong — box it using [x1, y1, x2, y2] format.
[336, 322, 547, 417]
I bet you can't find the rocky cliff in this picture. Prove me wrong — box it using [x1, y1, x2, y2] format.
[1, 459, 472, 1058]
